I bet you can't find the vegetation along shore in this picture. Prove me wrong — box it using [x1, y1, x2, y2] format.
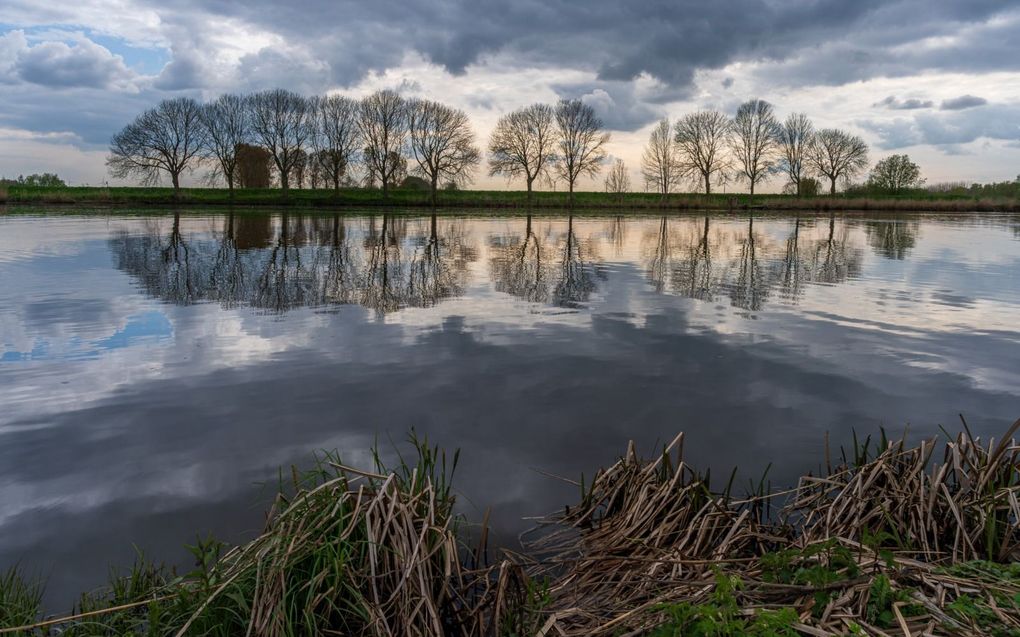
[1, 419, 1018, 636]
[2, 184, 1019, 213]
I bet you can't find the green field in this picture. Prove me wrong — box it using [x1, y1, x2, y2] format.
[2, 184, 1019, 212]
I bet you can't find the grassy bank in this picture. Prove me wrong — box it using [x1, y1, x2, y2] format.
[2, 185, 1019, 213]
[2, 421, 1019, 636]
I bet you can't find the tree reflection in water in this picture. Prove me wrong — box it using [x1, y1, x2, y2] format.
[488, 214, 604, 307]
[642, 213, 862, 311]
[111, 212, 475, 314]
[112, 212, 876, 315]
[865, 219, 920, 260]
[553, 214, 604, 308]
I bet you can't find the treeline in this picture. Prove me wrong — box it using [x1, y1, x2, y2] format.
[109, 90, 954, 203]
[108, 90, 616, 204]
[639, 107, 928, 198]
[918, 178, 1020, 199]
[0, 173, 66, 187]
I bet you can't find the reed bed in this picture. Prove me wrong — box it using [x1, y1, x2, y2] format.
[520, 420, 1020, 635]
[2, 421, 1017, 635]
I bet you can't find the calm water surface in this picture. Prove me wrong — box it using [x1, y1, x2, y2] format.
[1, 209, 1018, 607]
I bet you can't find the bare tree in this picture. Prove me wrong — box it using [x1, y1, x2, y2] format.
[779, 113, 814, 197]
[407, 98, 481, 205]
[731, 99, 781, 196]
[641, 118, 685, 197]
[200, 94, 248, 197]
[808, 129, 870, 195]
[248, 89, 313, 193]
[312, 94, 361, 195]
[604, 159, 630, 199]
[674, 111, 731, 195]
[359, 90, 408, 198]
[488, 103, 556, 205]
[554, 99, 610, 203]
[108, 97, 206, 195]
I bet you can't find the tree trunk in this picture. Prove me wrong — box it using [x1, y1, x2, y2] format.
[749, 181, 755, 198]
[795, 178, 801, 198]
[526, 177, 534, 207]
[704, 173, 711, 195]
[382, 176, 389, 200]
[568, 180, 575, 206]
[227, 176, 235, 202]
[431, 176, 438, 208]
[171, 172, 181, 199]
[829, 176, 837, 196]
[333, 174, 340, 197]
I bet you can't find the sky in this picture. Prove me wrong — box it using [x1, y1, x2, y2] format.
[0, 0, 1018, 191]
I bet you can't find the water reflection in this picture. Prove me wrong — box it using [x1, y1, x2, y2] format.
[109, 212, 885, 315]
[2, 210, 1020, 610]
[642, 214, 862, 311]
[865, 220, 920, 260]
[111, 212, 476, 313]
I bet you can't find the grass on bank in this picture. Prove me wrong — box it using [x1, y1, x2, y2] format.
[2, 184, 1019, 212]
[1, 420, 1019, 636]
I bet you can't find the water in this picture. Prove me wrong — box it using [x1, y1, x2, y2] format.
[1, 209, 1018, 608]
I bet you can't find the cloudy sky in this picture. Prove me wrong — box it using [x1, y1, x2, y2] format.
[1, 0, 1018, 191]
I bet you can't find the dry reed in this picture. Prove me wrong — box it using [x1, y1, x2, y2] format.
[3, 421, 1017, 635]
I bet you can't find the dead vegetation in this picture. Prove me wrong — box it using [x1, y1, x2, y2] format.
[516, 420, 1020, 635]
[2, 420, 1018, 636]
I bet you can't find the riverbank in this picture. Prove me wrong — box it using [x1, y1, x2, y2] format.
[2, 421, 1018, 636]
[2, 185, 1019, 213]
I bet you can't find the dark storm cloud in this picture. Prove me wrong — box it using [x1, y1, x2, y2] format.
[752, 4, 1020, 88]
[151, 0, 1019, 90]
[940, 95, 988, 110]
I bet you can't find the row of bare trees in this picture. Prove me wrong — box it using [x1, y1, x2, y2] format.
[109, 92, 612, 205]
[486, 100, 612, 204]
[109, 92, 868, 201]
[641, 100, 869, 197]
[108, 90, 483, 204]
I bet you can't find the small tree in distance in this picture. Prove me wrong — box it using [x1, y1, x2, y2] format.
[604, 159, 630, 201]
[868, 155, 924, 193]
